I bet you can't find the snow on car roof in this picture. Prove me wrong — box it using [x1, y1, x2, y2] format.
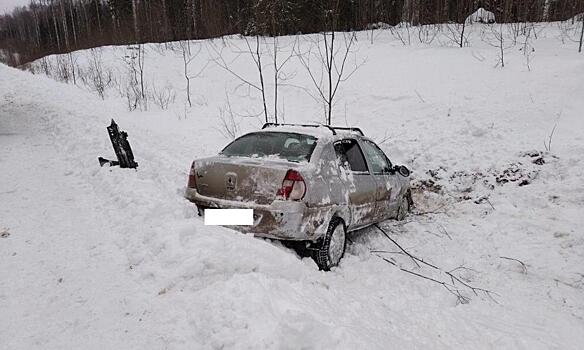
[258, 125, 336, 138]
[259, 124, 364, 139]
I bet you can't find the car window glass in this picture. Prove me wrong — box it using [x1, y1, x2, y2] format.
[221, 132, 317, 162]
[361, 140, 392, 174]
[334, 139, 368, 172]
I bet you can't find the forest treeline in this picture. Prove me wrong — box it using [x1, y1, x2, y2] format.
[1, 0, 583, 66]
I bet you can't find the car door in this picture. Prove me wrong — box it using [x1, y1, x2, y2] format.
[359, 139, 401, 220]
[333, 139, 378, 229]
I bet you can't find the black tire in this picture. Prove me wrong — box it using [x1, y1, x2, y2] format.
[396, 193, 410, 221]
[312, 217, 347, 271]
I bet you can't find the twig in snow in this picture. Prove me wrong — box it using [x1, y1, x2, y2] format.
[553, 278, 582, 289]
[544, 123, 557, 152]
[545, 112, 561, 152]
[471, 50, 486, 62]
[371, 225, 498, 303]
[370, 249, 400, 254]
[437, 224, 452, 240]
[449, 265, 478, 274]
[372, 250, 439, 270]
[499, 256, 528, 274]
[414, 89, 426, 103]
[446, 268, 491, 296]
[375, 253, 470, 304]
[374, 224, 420, 268]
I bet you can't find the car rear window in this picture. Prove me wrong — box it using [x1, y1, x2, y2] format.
[221, 132, 318, 162]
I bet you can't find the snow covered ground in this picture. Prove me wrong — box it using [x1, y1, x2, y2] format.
[1, 24, 584, 349]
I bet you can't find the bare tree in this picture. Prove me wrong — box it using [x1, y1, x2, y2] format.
[444, 21, 468, 48]
[268, 36, 296, 123]
[521, 24, 535, 71]
[297, 31, 361, 125]
[79, 48, 113, 99]
[272, 37, 281, 123]
[217, 93, 240, 139]
[417, 24, 439, 45]
[122, 44, 147, 110]
[485, 23, 514, 68]
[557, 15, 584, 51]
[209, 37, 270, 123]
[68, 52, 77, 85]
[178, 40, 207, 107]
[390, 22, 412, 46]
[55, 54, 72, 82]
[180, 41, 194, 107]
[39, 57, 50, 76]
[507, 22, 522, 45]
[150, 83, 176, 110]
[137, 44, 146, 101]
[495, 24, 507, 68]
[578, 14, 584, 52]
[245, 36, 269, 123]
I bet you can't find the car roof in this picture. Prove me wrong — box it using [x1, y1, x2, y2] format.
[258, 124, 365, 140]
[256, 126, 331, 138]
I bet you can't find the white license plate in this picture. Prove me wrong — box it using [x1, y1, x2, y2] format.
[204, 209, 253, 226]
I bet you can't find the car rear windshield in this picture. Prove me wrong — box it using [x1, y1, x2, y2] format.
[221, 132, 318, 162]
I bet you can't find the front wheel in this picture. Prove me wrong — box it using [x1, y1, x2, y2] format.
[312, 217, 346, 271]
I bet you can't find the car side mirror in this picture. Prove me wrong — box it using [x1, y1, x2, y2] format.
[394, 165, 411, 177]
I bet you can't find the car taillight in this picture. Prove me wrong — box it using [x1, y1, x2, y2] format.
[187, 162, 197, 188]
[277, 170, 306, 201]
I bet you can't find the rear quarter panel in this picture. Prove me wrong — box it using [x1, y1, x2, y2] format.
[303, 141, 351, 232]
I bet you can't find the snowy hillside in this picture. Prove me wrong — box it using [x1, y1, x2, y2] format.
[2, 24, 584, 349]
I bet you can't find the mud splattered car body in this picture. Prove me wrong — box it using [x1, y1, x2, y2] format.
[185, 124, 412, 269]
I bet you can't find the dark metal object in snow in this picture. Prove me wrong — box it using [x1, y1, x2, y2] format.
[98, 119, 138, 169]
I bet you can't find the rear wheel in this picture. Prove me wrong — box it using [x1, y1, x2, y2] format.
[312, 217, 346, 271]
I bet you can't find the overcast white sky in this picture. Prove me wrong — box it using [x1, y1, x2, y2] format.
[1, 0, 31, 14]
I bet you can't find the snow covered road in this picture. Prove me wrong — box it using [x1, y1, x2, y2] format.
[2, 30, 584, 349]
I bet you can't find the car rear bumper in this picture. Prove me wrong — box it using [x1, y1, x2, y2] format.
[185, 188, 331, 241]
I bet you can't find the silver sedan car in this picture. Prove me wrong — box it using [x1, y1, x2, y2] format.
[185, 123, 412, 270]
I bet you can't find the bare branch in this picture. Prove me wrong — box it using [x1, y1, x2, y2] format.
[207, 41, 262, 92]
[499, 256, 528, 274]
[374, 224, 420, 268]
[371, 224, 497, 303]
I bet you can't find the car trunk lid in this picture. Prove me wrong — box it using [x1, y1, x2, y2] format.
[195, 156, 303, 205]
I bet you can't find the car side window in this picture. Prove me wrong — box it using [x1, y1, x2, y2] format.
[361, 140, 393, 174]
[334, 139, 368, 172]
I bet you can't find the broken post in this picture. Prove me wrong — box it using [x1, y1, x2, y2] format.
[98, 119, 138, 169]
